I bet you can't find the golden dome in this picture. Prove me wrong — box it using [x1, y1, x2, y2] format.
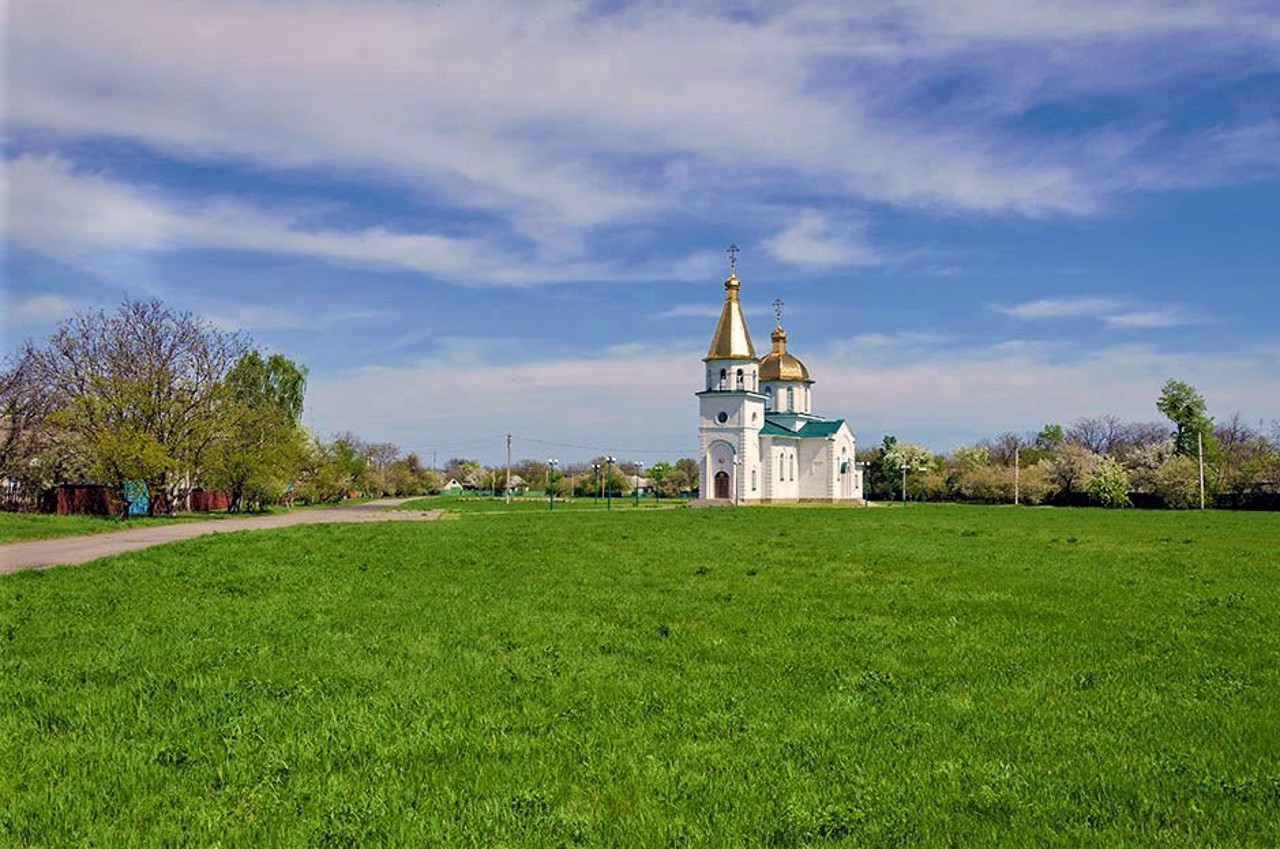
[759, 325, 811, 382]
[704, 273, 757, 361]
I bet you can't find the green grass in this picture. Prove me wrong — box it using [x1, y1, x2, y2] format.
[396, 493, 677, 514]
[3, 505, 1279, 846]
[0, 511, 196, 543]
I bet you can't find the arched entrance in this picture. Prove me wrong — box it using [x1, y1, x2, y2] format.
[714, 471, 730, 499]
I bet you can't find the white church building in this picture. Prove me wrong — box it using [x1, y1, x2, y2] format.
[697, 264, 863, 504]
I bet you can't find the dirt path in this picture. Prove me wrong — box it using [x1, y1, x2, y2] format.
[0, 499, 442, 574]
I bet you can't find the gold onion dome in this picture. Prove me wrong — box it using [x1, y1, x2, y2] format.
[704, 273, 757, 360]
[759, 325, 811, 382]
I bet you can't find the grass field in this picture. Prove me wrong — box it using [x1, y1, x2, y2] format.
[0, 511, 199, 543]
[3, 504, 1279, 846]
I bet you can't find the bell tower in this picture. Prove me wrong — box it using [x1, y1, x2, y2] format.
[696, 245, 764, 502]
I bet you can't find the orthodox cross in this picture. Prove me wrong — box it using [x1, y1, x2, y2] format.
[772, 298, 784, 325]
[726, 243, 739, 274]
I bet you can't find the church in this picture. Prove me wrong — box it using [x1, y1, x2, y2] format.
[696, 256, 863, 504]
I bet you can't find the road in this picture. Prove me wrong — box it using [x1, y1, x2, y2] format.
[0, 499, 441, 574]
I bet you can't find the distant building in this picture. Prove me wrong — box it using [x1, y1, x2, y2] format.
[696, 263, 863, 503]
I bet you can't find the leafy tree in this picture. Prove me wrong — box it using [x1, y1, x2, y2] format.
[1046, 443, 1099, 504]
[207, 350, 308, 511]
[1153, 455, 1200, 509]
[25, 299, 246, 515]
[1086, 457, 1132, 508]
[675, 458, 699, 493]
[882, 442, 933, 498]
[1157, 379, 1217, 458]
[1036, 423, 1065, 450]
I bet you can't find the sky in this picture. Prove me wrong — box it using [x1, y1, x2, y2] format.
[4, 0, 1280, 466]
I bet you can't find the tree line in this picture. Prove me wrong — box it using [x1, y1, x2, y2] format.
[0, 298, 701, 514]
[860, 380, 1280, 509]
[0, 300, 439, 514]
[436, 457, 699, 499]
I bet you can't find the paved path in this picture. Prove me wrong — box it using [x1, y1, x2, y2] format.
[0, 499, 442, 574]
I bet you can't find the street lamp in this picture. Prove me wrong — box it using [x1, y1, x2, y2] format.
[592, 463, 600, 505]
[605, 456, 615, 511]
[634, 461, 644, 507]
[547, 459, 559, 510]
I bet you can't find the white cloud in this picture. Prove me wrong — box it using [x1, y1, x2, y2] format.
[995, 296, 1206, 329]
[996, 297, 1124, 319]
[305, 334, 1280, 463]
[764, 211, 880, 267]
[1103, 309, 1202, 328]
[0, 154, 735, 285]
[10, 0, 1278, 248]
[7, 293, 82, 325]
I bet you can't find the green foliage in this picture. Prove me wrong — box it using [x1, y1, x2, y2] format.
[1036, 423, 1065, 449]
[1157, 378, 1217, 458]
[952, 444, 990, 469]
[1086, 457, 1132, 508]
[1154, 455, 1201, 509]
[207, 350, 309, 511]
[3, 506, 1279, 845]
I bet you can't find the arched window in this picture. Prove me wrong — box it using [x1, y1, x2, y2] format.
[765, 388, 774, 410]
[751, 469, 757, 491]
[791, 452, 797, 481]
[719, 368, 726, 390]
[736, 368, 744, 388]
[787, 387, 794, 411]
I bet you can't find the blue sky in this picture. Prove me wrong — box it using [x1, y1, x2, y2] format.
[5, 0, 1279, 465]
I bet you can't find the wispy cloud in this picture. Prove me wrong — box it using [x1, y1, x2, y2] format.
[2, 154, 716, 285]
[1103, 309, 1203, 328]
[306, 335, 1280, 462]
[7, 293, 82, 325]
[995, 296, 1205, 328]
[765, 211, 881, 267]
[996, 297, 1124, 319]
[11, 0, 1279, 251]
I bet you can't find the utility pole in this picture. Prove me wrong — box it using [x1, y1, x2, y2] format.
[505, 433, 512, 505]
[1014, 444, 1020, 506]
[901, 463, 907, 503]
[1198, 431, 1206, 510]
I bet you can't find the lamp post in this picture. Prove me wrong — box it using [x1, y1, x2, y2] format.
[592, 463, 600, 505]
[634, 462, 643, 508]
[547, 459, 559, 510]
[605, 456, 615, 511]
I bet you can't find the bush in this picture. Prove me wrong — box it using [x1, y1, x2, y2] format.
[1087, 457, 1131, 508]
[1153, 455, 1201, 509]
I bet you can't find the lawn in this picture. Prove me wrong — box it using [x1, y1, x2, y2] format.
[0, 511, 196, 543]
[2, 505, 1279, 846]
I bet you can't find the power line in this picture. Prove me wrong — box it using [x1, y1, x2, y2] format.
[512, 434, 691, 456]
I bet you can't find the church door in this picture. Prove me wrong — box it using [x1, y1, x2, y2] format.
[714, 471, 730, 499]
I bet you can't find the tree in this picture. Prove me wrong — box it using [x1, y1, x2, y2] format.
[207, 350, 308, 511]
[1086, 457, 1131, 508]
[26, 299, 246, 515]
[1153, 455, 1200, 509]
[1036, 423, 1065, 450]
[0, 346, 62, 504]
[1157, 379, 1217, 458]
[1046, 443, 1099, 504]
[675, 458, 699, 494]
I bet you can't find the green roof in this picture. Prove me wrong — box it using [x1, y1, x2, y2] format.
[760, 418, 846, 438]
